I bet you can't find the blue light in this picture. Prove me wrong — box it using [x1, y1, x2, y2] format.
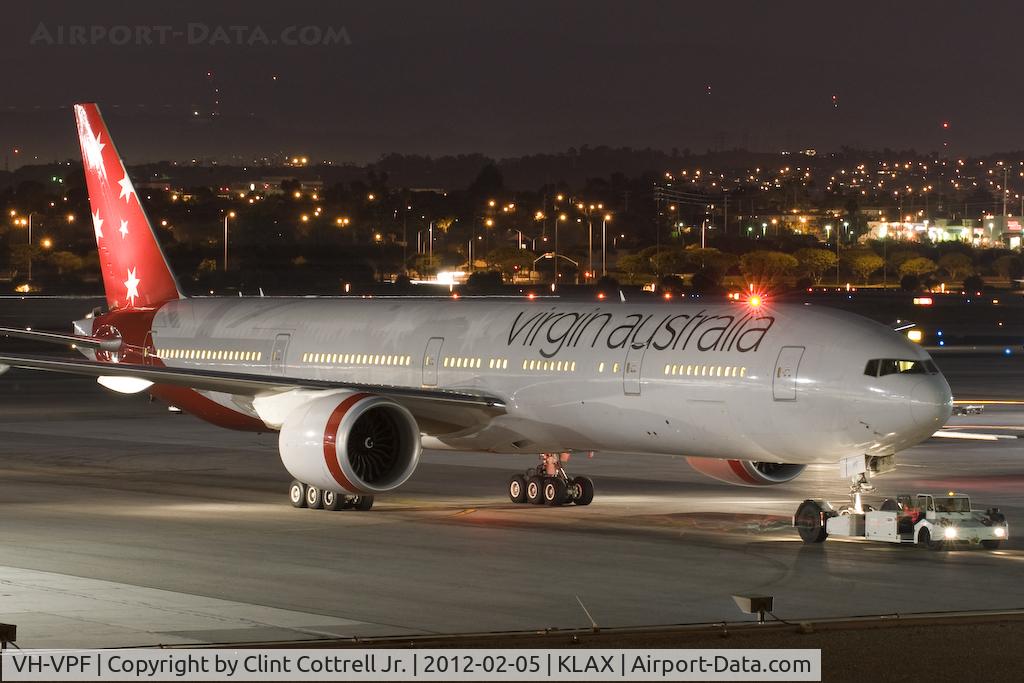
[937, 330, 943, 337]
[1005, 348, 1012, 356]
[938, 340, 945, 346]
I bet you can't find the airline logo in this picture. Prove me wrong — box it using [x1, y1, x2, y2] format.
[74, 103, 181, 310]
[508, 307, 775, 358]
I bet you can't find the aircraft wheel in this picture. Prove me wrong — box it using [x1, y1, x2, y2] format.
[305, 485, 324, 510]
[352, 495, 374, 511]
[508, 475, 527, 504]
[794, 499, 827, 543]
[526, 476, 545, 505]
[288, 480, 307, 508]
[323, 490, 344, 511]
[571, 476, 595, 506]
[543, 478, 568, 506]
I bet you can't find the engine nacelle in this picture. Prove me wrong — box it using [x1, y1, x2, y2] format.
[686, 457, 806, 486]
[279, 392, 422, 494]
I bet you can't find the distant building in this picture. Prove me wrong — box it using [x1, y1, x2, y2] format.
[862, 218, 1013, 246]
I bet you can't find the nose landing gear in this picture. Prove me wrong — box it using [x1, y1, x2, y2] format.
[288, 480, 374, 511]
[507, 453, 595, 506]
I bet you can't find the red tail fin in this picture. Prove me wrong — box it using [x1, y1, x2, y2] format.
[74, 103, 183, 310]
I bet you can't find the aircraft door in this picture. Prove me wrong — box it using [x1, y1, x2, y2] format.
[422, 337, 444, 386]
[773, 345, 805, 400]
[623, 344, 646, 395]
[270, 333, 291, 376]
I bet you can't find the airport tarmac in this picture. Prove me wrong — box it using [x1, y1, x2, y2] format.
[0, 357, 1022, 648]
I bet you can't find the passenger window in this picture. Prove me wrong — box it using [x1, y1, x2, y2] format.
[864, 359, 879, 377]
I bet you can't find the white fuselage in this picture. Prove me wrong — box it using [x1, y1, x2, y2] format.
[144, 297, 952, 465]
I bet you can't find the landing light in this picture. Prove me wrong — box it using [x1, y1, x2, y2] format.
[97, 376, 153, 394]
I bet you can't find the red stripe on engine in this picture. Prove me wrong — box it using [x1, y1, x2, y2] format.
[728, 459, 762, 485]
[323, 393, 371, 493]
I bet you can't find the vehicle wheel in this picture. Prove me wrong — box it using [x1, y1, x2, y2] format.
[288, 480, 307, 508]
[323, 490, 343, 511]
[526, 476, 545, 505]
[918, 528, 942, 550]
[543, 478, 568, 506]
[571, 476, 595, 506]
[352, 495, 374, 511]
[981, 540, 1002, 550]
[305, 485, 324, 510]
[794, 500, 827, 543]
[508, 474, 527, 504]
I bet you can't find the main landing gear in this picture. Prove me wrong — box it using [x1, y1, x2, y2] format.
[507, 453, 595, 506]
[288, 480, 374, 511]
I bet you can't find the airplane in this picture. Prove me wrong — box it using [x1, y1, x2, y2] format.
[0, 103, 953, 532]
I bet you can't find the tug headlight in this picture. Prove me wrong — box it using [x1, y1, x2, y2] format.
[994, 527, 1006, 538]
[943, 526, 958, 540]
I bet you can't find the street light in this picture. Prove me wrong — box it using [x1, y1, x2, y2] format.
[601, 213, 612, 276]
[24, 212, 37, 281]
[555, 213, 567, 288]
[223, 211, 236, 271]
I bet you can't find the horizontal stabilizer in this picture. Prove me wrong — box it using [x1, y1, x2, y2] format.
[0, 327, 122, 352]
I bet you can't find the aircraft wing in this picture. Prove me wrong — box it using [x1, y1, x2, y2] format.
[0, 353, 506, 428]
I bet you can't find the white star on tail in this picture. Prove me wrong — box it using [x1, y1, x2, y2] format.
[119, 219, 129, 238]
[124, 268, 141, 306]
[117, 172, 136, 202]
[74, 106, 107, 182]
[92, 210, 103, 239]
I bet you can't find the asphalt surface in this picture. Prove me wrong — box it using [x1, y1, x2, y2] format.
[0, 353, 1022, 648]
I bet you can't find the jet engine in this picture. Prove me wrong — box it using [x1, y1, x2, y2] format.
[686, 457, 805, 486]
[279, 392, 422, 494]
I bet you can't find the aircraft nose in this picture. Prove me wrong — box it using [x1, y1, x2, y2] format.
[910, 375, 953, 428]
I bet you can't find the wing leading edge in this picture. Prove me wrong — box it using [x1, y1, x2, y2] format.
[0, 353, 506, 426]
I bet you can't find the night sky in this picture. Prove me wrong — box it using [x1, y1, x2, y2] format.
[2, 1, 1021, 165]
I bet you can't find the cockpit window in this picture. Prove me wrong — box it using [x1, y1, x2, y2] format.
[864, 359, 935, 377]
[934, 497, 970, 513]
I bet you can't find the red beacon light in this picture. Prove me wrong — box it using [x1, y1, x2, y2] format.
[663, 292, 673, 300]
[747, 294, 764, 308]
